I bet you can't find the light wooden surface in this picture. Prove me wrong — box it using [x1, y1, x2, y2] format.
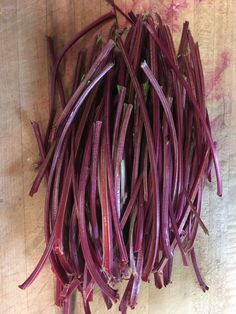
[0, 1, 236, 313]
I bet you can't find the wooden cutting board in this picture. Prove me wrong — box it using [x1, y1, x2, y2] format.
[0, 1, 235, 313]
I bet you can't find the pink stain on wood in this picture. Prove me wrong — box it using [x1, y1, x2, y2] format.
[208, 95, 231, 131]
[205, 50, 231, 133]
[126, 0, 152, 13]
[206, 50, 231, 100]
[161, 0, 189, 31]
[211, 113, 226, 131]
[210, 96, 231, 131]
[123, 1, 189, 32]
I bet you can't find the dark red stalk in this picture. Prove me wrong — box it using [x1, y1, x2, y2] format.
[142, 147, 148, 202]
[154, 272, 163, 289]
[46, 36, 66, 108]
[172, 78, 184, 220]
[31, 121, 49, 180]
[134, 187, 144, 253]
[82, 297, 92, 314]
[18, 219, 69, 289]
[190, 248, 209, 292]
[141, 61, 179, 198]
[119, 276, 134, 313]
[161, 129, 173, 259]
[55, 278, 63, 306]
[31, 121, 46, 160]
[127, 19, 144, 98]
[105, 0, 134, 25]
[118, 26, 135, 86]
[51, 137, 68, 225]
[129, 209, 138, 275]
[90, 122, 102, 240]
[68, 206, 81, 276]
[112, 86, 127, 160]
[131, 106, 143, 190]
[121, 175, 142, 229]
[72, 51, 84, 94]
[163, 257, 173, 286]
[98, 134, 113, 274]
[186, 36, 203, 155]
[185, 189, 209, 236]
[161, 25, 177, 65]
[87, 36, 102, 71]
[63, 295, 72, 314]
[128, 11, 137, 23]
[185, 183, 208, 251]
[129, 248, 144, 308]
[177, 107, 194, 223]
[148, 18, 160, 158]
[102, 293, 113, 310]
[29, 142, 55, 196]
[144, 192, 153, 232]
[61, 278, 80, 300]
[178, 21, 189, 56]
[187, 31, 205, 113]
[71, 128, 78, 211]
[82, 267, 92, 301]
[195, 43, 206, 111]
[84, 282, 95, 304]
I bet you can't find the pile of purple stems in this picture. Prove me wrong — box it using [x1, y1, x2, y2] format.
[19, 3, 222, 314]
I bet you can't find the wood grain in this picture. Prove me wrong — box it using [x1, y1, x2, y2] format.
[0, 1, 235, 313]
